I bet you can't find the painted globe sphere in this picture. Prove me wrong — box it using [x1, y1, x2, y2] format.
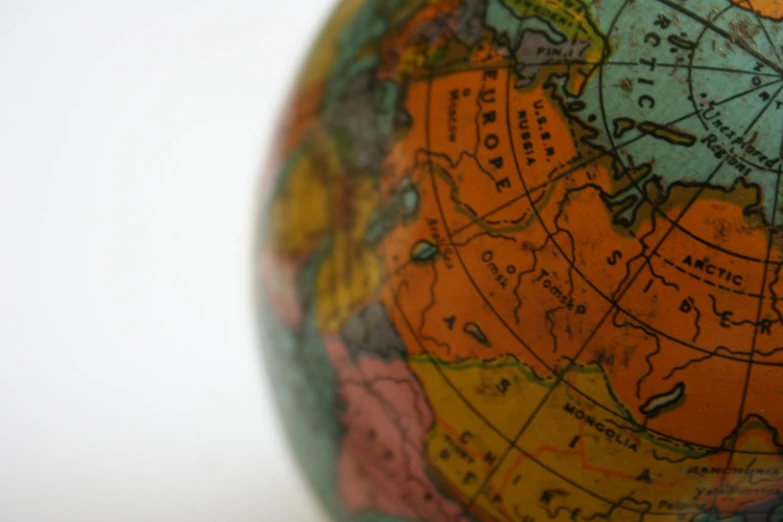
[255, 0, 783, 520]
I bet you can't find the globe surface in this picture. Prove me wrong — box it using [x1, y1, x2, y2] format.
[255, 0, 783, 520]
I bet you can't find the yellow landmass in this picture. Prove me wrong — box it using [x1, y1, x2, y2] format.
[295, 0, 368, 89]
[409, 357, 521, 517]
[263, 0, 783, 518]
[267, 122, 383, 332]
[315, 175, 381, 332]
[269, 147, 332, 255]
[414, 354, 783, 520]
[411, 355, 554, 440]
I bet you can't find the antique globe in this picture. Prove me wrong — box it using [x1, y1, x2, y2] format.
[254, 0, 783, 520]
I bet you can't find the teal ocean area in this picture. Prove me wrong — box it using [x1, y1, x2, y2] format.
[576, 0, 783, 224]
[258, 243, 409, 522]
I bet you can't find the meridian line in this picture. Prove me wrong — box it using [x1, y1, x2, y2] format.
[721, 172, 782, 477]
[719, 112, 783, 489]
[446, 76, 783, 241]
[376, 76, 783, 382]
[385, 279, 783, 517]
[575, 59, 782, 77]
[603, 60, 781, 78]
[740, 83, 783, 138]
[425, 59, 782, 81]
[380, 64, 783, 519]
[457, 62, 730, 513]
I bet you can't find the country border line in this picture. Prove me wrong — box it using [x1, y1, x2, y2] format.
[463, 72, 783, 368]
[424, 57, 729, 513]
[385, 259, 783, 517]
[444, 77, 783, 263]
[720, 114, 783, 481]
[499, 52, 783, 465]
[605, 1, 783, 265]
[456, 54, 737, 511]
[391, 75, 783, 369]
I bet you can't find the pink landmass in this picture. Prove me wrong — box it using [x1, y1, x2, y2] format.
[258, 251, 302, 328]
[325, 336, 468, 522]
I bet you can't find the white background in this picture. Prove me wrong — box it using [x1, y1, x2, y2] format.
[0, 1, 334, 520]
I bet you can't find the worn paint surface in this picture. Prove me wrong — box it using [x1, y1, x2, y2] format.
[256, 0, 783, 520]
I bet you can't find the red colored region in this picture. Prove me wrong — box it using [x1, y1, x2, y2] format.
[325, 336, 468, 522]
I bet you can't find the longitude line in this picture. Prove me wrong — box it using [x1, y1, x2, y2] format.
[362, 60, 783, 522]
[451, 62, 729, 513]
[373, 4, 783, 515]
[445, 77, 783, 242]
[720, 98, 783, 484]
[437, 60, 780, 78]
[740, 83, 783, 138]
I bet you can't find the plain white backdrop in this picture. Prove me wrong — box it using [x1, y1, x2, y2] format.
[0, 1, 335, 520]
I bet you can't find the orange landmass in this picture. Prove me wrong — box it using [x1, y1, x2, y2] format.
[732, 0, 783, 20]
[578, 186, 778, 448]
[265, 0, 783, 516]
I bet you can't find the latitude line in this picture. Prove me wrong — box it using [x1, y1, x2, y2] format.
[573, 60, 781, 77]
[385, 281, 783, 517]
[694, 75, 783, 475]
[383, 248, 783, 517]
[720, 175, 782, 487]
[447, 76, 783, 236]
[460, 63, 733, 513]
[443, 80, 783, 362]
[443, 76, 783, 244]
[538, 61, 783, 454]
[371, 81, 783, 440]
[598, 0, 783, 268]
[602, 0, 783, 261]
[440, 59, 729, 513]
[601, 0, 782, 284]
[262, 5, 783, 515]
[320, 20, 783, 520]
[431, 75, 783, 367]
[361, 75, 783, 502]
[593, 69, 783, 263]
[376, 228, 783, 455]
[405, 63, 735, 516]
[719, 111, 783, 485]
[608, 74, 783, 264]
[363, 78, 783, 522]
[379, 246, 783, 456]
[603, 61, 780, 78]
[424, 60, 782, 81]
[515, 51, 783, 508]
[373, 213, 783, 459]
[655, 0, 783, 76]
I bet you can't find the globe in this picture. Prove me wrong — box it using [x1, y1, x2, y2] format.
[254, 0, 783, 520]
